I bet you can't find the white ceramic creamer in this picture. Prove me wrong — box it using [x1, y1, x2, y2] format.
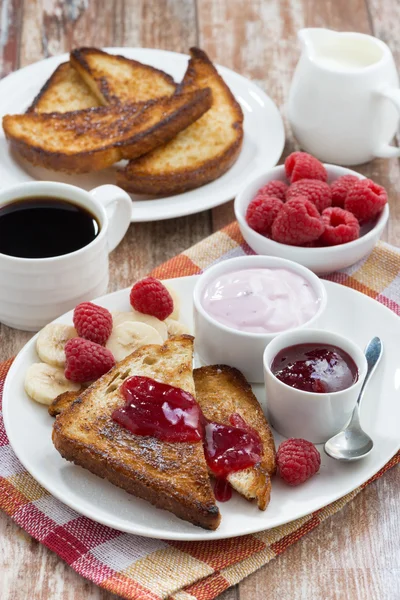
[288, 29, 400, 165]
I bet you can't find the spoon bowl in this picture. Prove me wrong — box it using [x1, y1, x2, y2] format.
[324, 336, 382, 461]
[324, 429, 374, 461]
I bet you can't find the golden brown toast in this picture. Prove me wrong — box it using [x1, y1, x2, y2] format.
[48, 389, 82, 417]
[117, 47, 244, 195]
[28, 62, 100, 114]
[70, 47, 176, 104]
[194, 365, 276, 510]
[3, 88, 212, 174]
[52, 335, 221, 530]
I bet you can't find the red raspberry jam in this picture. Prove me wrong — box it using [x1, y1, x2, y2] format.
[214, 478, 233, 502]
[271, 344, 358, 393]
[112, 376, 203, 443]
[112, 379, 263, 502]
[203, 413, 263, 477]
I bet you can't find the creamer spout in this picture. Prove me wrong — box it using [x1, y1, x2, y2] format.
[298, 28, 339, 55]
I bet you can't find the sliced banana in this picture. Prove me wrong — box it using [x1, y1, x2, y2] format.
[36, 323, 77, 367]
[162, 282, 180, 320]
[24, 363, 80, 406]
[165, 318, 191, 337]
[112, 311, 168, 341]
[106, 322, 163, 362]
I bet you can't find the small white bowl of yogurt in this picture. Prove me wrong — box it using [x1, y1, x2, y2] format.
[193, 255, 327, 382]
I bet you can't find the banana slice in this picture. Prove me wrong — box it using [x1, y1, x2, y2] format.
[112, 311, 168, 341]
[106, 322, 163, 362]
[162, 282, 180, 320]
[165, 318, 191, 337]
[25, 363, 80, 405]
[36, 323, 77, 367]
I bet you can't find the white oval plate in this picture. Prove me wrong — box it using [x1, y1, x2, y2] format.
[0, 48, 284, 222]
[3, 276, 400, 541]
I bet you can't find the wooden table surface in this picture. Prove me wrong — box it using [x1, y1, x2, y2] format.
[1, 1, 399, 598]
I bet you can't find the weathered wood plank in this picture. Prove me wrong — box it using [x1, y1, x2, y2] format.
[363, 0, 400, 246]
[0, 0, 22, 76]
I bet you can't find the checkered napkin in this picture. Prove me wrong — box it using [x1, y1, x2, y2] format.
[1, 222, 399, 600]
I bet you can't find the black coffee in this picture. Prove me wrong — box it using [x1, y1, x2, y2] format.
[0, 197, 100, 258]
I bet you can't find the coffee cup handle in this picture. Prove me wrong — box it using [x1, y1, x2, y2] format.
[374, 88, 400, 158]
[89, 185, 132, 252]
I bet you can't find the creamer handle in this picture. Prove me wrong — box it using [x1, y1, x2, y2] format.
[374, 88, 400, 158]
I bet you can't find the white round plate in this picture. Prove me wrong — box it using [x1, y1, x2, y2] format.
[3, 276, 399, 541]
[0, 48, 284, 222]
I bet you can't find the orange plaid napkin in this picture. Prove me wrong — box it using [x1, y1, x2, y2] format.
[0, 222, 399, 600]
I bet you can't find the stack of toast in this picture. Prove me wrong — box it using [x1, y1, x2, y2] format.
[51, 335, 276, 530]
[3, 47, 244, 195]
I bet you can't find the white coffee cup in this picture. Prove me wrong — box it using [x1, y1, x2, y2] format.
[0, 182, 132, 331]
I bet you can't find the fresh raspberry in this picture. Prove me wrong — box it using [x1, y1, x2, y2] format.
[246, 196, 284, 235]
[320, 207, 360, 246]
[73, 302, 113, 345]
[277, 438, 321, 486]
[285, 152, 327, 183]
[130, 277, 173, 321]
[286, 179, 331, 212]
[331, 175, 359, 208]
[64, 338, 115, 383]
[271, 198, 324, 246]
[345, 179, 388, 223]
[256, 180, 288, 202]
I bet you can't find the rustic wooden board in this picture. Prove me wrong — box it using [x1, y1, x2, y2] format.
[0, 0, 399, 598]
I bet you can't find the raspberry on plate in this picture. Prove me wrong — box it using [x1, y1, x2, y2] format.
[286, 179, 331, 212]
[256, 180, 288, 202]
[245, 196, 284, 235]
[320, 207, 360, 246]
[130, 277, 173, 321]
[345, 179, 388, 223]
[271, 198, 325, 246]
[285, 151, 327, 184]
[331, 174, 359, 208]
[73, 302, 113, 345]
[65, 337, 115, 383]
[277, 438, 321, 486]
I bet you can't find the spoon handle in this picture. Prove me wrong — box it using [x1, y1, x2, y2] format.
[357, 337, 383, 407]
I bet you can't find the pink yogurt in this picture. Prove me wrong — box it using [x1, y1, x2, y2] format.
[202, 268, 320, 334]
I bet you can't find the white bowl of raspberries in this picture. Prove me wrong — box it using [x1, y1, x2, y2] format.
[234, 151, 389, 274]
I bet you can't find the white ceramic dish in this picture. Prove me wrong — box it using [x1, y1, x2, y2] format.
[0, 48, 285, 223]
[193, 255, 327, 382]
[263, 329, 368, 443]
[234, 164, 389, 274]
[3, 275, 400, 541]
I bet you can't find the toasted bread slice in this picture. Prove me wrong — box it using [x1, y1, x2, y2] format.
[70, 47, 176, 104]
[52, 335, 221, 530]
[194, 365, 276, 510]
[3, 88, 212, 174]
[48, 389, 82, 417]
[27, 62, 100, 114]
[117, 48, 244, 195]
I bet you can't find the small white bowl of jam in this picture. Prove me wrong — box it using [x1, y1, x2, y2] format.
[193, 255, 327, 382]
[263, 329, 368, 443]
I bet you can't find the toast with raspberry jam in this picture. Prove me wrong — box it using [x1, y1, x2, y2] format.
[194, 365, 276, 510]
[52, 335, 221, 530]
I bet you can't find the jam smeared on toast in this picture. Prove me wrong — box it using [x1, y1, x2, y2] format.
[214, 477, 232, 502]
[204, 413, 262, 477]
[112, 376, 203, 443]
[113, 377, 263, 501]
